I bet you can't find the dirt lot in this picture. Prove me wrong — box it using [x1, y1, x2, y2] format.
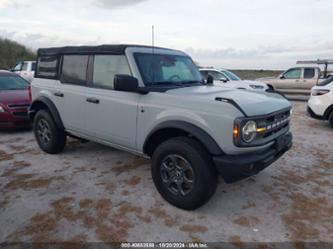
[0, 102, 332, 245]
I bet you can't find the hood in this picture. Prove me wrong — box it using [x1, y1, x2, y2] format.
[0, 89, 30, 105]
[213, 80, 267, 88]
[235, 80, 267, 86]
[166, 85, 291, 116]
[255, 76, 277, 81]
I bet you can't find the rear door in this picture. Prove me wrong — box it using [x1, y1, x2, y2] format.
[84, 54, 139, 150]
[275, 68, 302, 90]
[301, 68, 318, 90]
[56, 55, 88, 133]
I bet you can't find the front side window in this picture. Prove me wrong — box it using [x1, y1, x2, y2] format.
[36, 56, 59, 78]
[304, 68, 315, 79]
[61, 55, 89, 85]
[134, 53, 202, 86]
[0, 76, 29, 90]
[22, 62, 28, 71]
[284, 68, 301, 79]
[208, 71, 228, 81]
[222, 70, 241, 81]
[93, 55, 131, 89]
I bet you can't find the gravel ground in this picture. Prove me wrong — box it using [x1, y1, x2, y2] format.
[0, 101, 332, 245]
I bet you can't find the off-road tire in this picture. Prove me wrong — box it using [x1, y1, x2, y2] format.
[151, 137, 218, 210]
[33, 109, 66, 154]
[329, 112, 333, 129]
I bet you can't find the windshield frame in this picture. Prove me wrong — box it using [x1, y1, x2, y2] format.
[133, 52, 203, 87]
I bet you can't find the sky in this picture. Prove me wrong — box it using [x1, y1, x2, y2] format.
[0, 0, 332, 69]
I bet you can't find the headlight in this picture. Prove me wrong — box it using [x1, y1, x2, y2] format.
[0, 106, 5, 113]
[250, 85, 264, 89]
[242, 121, 257, 143]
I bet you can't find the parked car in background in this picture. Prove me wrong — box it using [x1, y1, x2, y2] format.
[257, 60, 333, 94]
[0, 70, 31, 129]
[30, 44, 292, 210]
[199, 68, 269, 92]
[11, 61, 36, 83]
[307, 75, 333, 128]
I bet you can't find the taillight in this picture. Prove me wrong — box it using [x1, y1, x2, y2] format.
[311, 89, 330, 96]
[28, 84, 32, 102]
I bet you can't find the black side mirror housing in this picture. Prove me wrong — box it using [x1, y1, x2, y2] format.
[114, 74, 139, 92]
[220, 78, 228, 83]
[280, 75, 285, 79]
[207, 74, 214, 84]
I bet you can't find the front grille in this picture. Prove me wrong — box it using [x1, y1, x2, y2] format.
[257, 110, 290, 138]
[7, 103, 30, 109]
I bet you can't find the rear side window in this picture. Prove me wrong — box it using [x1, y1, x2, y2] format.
[93, 55, 131, 89]
[31, 62, 36, 72]
[61, 55, 89, 85]
[304, 68, 315, 79]
[36, 56, 59, 79]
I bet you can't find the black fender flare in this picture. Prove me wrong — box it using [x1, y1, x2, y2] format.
[143, 120, 224, 156]
[29, 96, 64, 130]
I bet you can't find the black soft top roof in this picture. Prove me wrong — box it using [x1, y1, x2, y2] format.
[38, 44, 176, 56]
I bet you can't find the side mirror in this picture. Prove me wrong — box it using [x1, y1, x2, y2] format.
[207, 74, 214, 84]
[280, 75, 285, 79]
[220, 77, 228, 83]
[114, 74, 139, 92]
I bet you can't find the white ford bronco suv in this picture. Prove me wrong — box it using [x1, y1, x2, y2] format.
[29, 45, 293, 210]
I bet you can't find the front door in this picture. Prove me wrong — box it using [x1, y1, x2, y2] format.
[84, 54, 139, 150]
[275, 68, 302, 90]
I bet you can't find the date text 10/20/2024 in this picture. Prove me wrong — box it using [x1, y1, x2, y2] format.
[121, 242, 208, 248]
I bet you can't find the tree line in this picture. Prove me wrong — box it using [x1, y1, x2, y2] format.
[0, 37, 36, 69]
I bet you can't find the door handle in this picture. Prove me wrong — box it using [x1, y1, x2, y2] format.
[86, 97, 100, 104]
[54, 92, 64, 97]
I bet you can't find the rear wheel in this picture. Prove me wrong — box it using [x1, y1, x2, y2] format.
[151, 137, 217, 210]
[329, 112, 333, 129]
[33, 109, 66, 154]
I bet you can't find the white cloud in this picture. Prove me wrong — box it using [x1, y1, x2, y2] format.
[0, 0, 332, 69]
[0, 0, 31, 9]
[95, 0, 148, 9]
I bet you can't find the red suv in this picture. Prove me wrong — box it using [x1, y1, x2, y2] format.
[0, 70, 31, 129]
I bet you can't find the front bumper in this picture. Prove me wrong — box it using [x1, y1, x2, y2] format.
[307, 106, 325, 120]
[0, 110, 30, 129]
[213, 132, 292, 183]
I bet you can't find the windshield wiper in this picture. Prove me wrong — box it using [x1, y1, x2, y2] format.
[150, 81, 202, 87]
[150, 81, 184, 87]
[178, 80, 203, 85]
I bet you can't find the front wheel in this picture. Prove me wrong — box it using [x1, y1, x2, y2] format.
[33, 109, 66, 154]
[151, 137, 217, 210]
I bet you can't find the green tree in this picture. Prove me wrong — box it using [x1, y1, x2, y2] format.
[0, 37, 36, 69]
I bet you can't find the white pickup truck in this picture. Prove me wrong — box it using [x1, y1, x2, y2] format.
[11, 61, 36, 83]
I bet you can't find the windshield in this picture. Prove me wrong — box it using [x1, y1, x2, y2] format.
[0, 75, 29, 90]
[222, 70, 241, 81]
[13, 62, 23, 72]
[134, 53, 203, 86]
